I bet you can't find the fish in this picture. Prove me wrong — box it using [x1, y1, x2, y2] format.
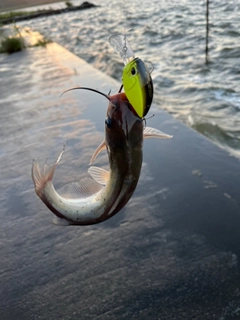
[32, 89, 172, 226]
[109, 33, 153, 118]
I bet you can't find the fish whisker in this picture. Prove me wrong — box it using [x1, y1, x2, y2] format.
[60, 87, 111, 102]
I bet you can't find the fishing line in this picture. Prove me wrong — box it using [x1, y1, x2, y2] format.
[122, 0, 127, 35]
[143, 114, 155, 128]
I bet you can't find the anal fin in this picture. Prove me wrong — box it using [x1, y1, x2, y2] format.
[52, 216, 71, 226]
[57, 177, 103, 199]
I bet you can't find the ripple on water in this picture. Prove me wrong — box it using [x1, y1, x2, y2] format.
[19, 0, 240, 158]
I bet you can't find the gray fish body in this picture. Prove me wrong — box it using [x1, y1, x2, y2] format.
[32, 92, 171, 225]
[32, 93, 143, 225]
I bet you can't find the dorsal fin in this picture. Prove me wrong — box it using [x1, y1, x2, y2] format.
[88, 166, 109, 185]
[144, 127, 173, 139]
[57, 177, 103, 199]
[89, 140, 106, 164]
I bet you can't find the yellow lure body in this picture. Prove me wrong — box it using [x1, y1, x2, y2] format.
[122, 58, 153, 118]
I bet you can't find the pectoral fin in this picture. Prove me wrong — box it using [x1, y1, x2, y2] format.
[89, 140, 106, 164]
[144, 127, 172, 139]
[88, 166, 109, 185]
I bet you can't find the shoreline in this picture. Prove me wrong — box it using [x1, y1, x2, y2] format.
[0, 2, 97, 25]
[0, 0, 63, 12]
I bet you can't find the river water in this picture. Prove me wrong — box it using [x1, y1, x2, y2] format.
[1, 40, 240, 320]
[1, 3, 240, 319]
[18, 0, 240, 157]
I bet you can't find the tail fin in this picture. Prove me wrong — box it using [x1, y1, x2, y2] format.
[32, 143, 66, 196]
[32, 160, 56, 196]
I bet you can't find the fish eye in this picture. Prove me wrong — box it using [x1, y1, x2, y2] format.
[105, 117, 112, 128]
[131, 67, 137, 76]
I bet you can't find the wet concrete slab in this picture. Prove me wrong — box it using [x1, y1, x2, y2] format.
[0, 43, 240, 320]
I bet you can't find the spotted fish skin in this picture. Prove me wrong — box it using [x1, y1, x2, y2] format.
[32, 92, 172, 226]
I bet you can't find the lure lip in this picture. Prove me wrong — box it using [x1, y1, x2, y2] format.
[109, 32, 135, 65]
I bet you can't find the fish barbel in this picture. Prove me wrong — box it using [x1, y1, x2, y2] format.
[32, 91, 172, 225]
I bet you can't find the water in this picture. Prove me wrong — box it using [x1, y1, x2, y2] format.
[1, 43, 240, 320]
[16, 0, 240, 157]
[1, 8, 240, 319]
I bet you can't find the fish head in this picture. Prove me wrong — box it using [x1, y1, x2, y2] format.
[122, 57, 153, 118]
[105, 92, 143, 150]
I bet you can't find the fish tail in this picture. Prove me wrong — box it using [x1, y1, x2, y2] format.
[32, 160, 56, 197]
[32, 143, 66, 197]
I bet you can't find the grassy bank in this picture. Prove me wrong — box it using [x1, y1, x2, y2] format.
[0, 26, 51, 53]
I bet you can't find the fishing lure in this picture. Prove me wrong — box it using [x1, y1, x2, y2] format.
[32, 88, 171, 225]
[109, 33, 153, 118]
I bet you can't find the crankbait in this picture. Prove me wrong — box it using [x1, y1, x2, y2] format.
[109, 33, 153, 118]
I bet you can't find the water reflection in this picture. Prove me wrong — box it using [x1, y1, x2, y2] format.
[17, 0, 240, 158]
[1, 28, 240, 320]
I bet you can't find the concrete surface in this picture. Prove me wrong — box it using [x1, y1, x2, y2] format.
[0, 42, 240, 320]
